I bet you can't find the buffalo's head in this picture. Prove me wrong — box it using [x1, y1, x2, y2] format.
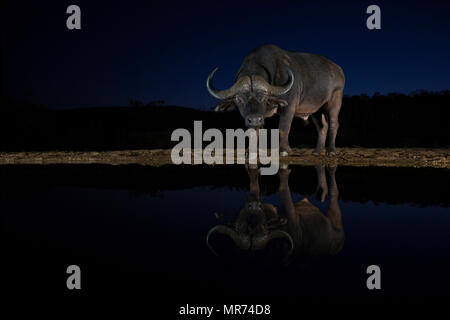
[206, 200, 293, 256]
[206, 67, 294, 128]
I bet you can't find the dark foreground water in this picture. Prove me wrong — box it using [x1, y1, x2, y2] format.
[2, 164, 449, 313]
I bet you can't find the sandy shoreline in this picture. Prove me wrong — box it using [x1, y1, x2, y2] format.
[0, 148, 448, 169]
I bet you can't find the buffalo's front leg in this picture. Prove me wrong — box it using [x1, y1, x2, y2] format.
[278, 166, 295, 219]
[247, 166, 260, 201]
[311, 113, 328, 155]
[278, 104, 295, 156]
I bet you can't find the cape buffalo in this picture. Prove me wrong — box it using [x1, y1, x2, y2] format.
[206, 165, 344, 265]
[207, 44, 345, 156]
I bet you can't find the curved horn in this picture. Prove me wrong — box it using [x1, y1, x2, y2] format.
[206, 67, 251, 100]
[206, 225, 251, 256]
[252, 230, 294, 255]
[252, 68, 295, 96]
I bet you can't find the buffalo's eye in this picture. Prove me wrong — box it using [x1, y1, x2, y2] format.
[253, 92, 267, 103]
[235, 95, 246, 106]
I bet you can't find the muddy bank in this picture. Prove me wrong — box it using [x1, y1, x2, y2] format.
[0, 148, 448, 168]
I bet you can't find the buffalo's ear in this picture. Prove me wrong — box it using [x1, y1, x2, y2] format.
[267, 96, 288, 108]
[213, 100, 235, 112]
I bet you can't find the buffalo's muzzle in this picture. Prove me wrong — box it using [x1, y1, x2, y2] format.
[246, 115, 264, 127]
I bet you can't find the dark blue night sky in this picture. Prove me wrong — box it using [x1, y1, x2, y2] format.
[2, 0, 450, 109]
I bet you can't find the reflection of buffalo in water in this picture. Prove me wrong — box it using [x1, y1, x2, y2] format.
[207, 165, 344, 265]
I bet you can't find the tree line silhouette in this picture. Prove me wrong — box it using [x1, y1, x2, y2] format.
[0, 90, 449, 151]
[1, 164, 448, 207]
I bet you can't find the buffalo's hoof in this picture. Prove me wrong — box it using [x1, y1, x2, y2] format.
[280, 151, 289, 157]
[326, 150, 338, 156]
[279, 166, 291, 177]
[246, 163, 258, 170]
[327, 165, 338, 172]
[313, 149, 325, 155]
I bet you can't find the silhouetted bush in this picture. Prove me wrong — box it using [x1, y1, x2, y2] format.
[336, 90, 450, 147]
[0, 90, 449, 151]
[128, 99, 165, 107]
[1, 165, 448, 207]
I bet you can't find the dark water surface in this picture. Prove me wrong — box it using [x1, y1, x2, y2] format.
[2, 164, 449, 311]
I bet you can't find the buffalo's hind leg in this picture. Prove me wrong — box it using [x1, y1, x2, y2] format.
[311, 113, 328, 155]
[325, 89, 343, 155]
